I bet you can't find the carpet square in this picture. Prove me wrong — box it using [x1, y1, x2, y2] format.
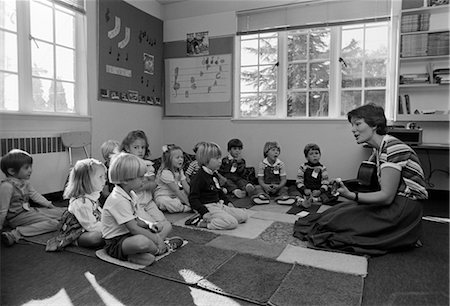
[171, 225, 219, 245]
[206, 235, 286, 259]
[277, 244, 368, 276]
[144, 244, 236, 284]
[257, 221, 308, 247]
[250, 202, 292, 213]
[269, 264, 364, 306]
[251, 210, 298, 224]
[209, 218, 273, 239]
[198, 253, 293, 304]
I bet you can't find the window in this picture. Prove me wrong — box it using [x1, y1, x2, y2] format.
[237, 21, 390, 119]
[0, 0, 87, 115]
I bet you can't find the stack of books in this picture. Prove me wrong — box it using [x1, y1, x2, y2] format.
[428, 32, 450, 56]
[401, 14, 430, 33]
[400, 73, 430, 84]
[401, 34, 428, 57]
[433, 68, 450, 84]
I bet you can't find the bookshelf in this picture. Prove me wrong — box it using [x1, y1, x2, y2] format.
[396, 1, 449, 122]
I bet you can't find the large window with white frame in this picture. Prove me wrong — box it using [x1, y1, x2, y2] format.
[237, 21, 391, 119]
[0, 0, 87, 115]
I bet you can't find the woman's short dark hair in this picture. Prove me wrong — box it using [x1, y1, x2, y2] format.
[347, 103, 387, 135]
[0, 149, 33, 176]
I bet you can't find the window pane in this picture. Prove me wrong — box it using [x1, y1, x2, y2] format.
[365, 26, 388, 58]
[56, 46, 74, 81]
[342, 58, 362, 88]
[288, 63, 307, 89]
[258, 94, 276, 116]
[287, 92, 306, 117]
[259, 37, 277, 65]
[365, 90, 385, 108]
[287, 31, 307, 61]
[365, 58, 386, 87]
[32, 40, 54, 78]
[240, 66, 258, 92]
[310, 61, 329, 88]
[240, 93, 258, 117]
[341, 90, 362, 115]
[0, 72, 18, 111]
[32, 78, 53, 111]
[0, 30, 18, 72]
[309, 30, 330, 60]
[341, 28, 363, 58]
[55, 9, 74, 48]
[309, 91, 329, 117]
[259, 65, 276, 91]
[30, 0, 53, 43]
[0, 0, 16, 31]
[241, 39, 258, 66]
[53, 81, 74, 112]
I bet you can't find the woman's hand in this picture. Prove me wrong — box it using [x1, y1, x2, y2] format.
[335, 179, 353, 199]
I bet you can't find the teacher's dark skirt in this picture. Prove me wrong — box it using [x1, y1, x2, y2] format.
[293, 195, 423, 255]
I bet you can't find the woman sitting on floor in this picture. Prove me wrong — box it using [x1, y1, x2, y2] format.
[293, 103, 428, 255]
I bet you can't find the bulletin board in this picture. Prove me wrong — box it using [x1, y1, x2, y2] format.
[98, 0, 163, 106]
[164, 36, 234, 117]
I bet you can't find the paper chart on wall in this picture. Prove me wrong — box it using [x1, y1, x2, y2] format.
[167, 54, 231, 104]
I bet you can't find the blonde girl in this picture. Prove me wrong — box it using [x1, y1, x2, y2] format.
[63, 158, 107, 248]
[102, 153, 182, 266]
[154, 145, 191, 213]
[188, 142, 248, 230]
[120, 130, 171, 237]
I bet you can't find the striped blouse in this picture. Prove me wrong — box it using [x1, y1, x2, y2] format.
[368, 135, 428, 200]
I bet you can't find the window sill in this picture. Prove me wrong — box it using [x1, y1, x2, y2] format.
[231, 117, 349, 123]
[0, 112, 92, 122]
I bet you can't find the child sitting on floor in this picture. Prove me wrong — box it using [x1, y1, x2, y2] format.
[0, 149, 65, 246]
[219, 138, 255, 198]
[295, 143, 330, 207]
[252, 142, 294, 205]
[188, 142, 248, 230]
[102, 152, 183, 266]
[154, 144, 191, 213]
[99, 139, 120, 205]
[120, 130, 171, 238]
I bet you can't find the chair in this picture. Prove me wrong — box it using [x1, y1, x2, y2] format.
[61, 131, 91, 166]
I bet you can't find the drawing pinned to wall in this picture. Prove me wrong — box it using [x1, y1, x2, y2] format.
[144, 53, 154, 75]
[166, 53, 231, 104]
[187, 31, 209, 56]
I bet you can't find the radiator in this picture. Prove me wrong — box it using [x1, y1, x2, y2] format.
[0, 136, 65, 156]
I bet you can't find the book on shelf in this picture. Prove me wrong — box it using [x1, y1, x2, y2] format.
[401, 13, 430, 33]
[427, 32, 449, 56]
[428, 0, 449, 6]
[398, 95, 404, 114]
[433, 68, 450, 84]
[404, 94, 411, 114]
[401, 34, 428, 57]
[400, 73, 430, 84]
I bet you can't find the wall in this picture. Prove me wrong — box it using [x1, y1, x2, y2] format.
[161, 0, 449, 190]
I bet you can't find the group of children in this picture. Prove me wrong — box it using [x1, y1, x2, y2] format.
[0, 129, 332, 266]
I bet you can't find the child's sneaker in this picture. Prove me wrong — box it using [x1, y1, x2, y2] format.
[1, 231, 17, 247]
[165, 236, 184, 252]
[245, 183, 255, 194]
[276, 196, 296, 205]
[233, 189, 246, 198]
[185, 213, 201, 226]
[252, 194, 270, 205]
[197, 219, 208, 228]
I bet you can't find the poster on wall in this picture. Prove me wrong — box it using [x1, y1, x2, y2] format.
[187, 31, 209, 56]
[98, 0, 163, 106]
[166, 53, 231, 104]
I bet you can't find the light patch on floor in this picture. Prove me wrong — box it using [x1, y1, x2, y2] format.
[249, 202, 292, 213]
[251, 210, 298, 224]
[277, 244, 368, 276]
[209, 218, 274, 239]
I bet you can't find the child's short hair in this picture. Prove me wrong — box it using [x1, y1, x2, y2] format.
[263, 141, 280, 157]
[192, 141, 205, 154]
[120, 130, 151, 158]
[108, 152, 147, 184]
[227, 138, 243, 151]
[101, 140, 120, 161]
[196, 142, 222, 166]
[63, 158, 107, 199]
[0, 149, 33, 176]
[304, 143, 321, 157]
[160, 144, 183, 172]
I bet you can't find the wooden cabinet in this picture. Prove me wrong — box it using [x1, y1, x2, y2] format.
[396, 2, 449, 122]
